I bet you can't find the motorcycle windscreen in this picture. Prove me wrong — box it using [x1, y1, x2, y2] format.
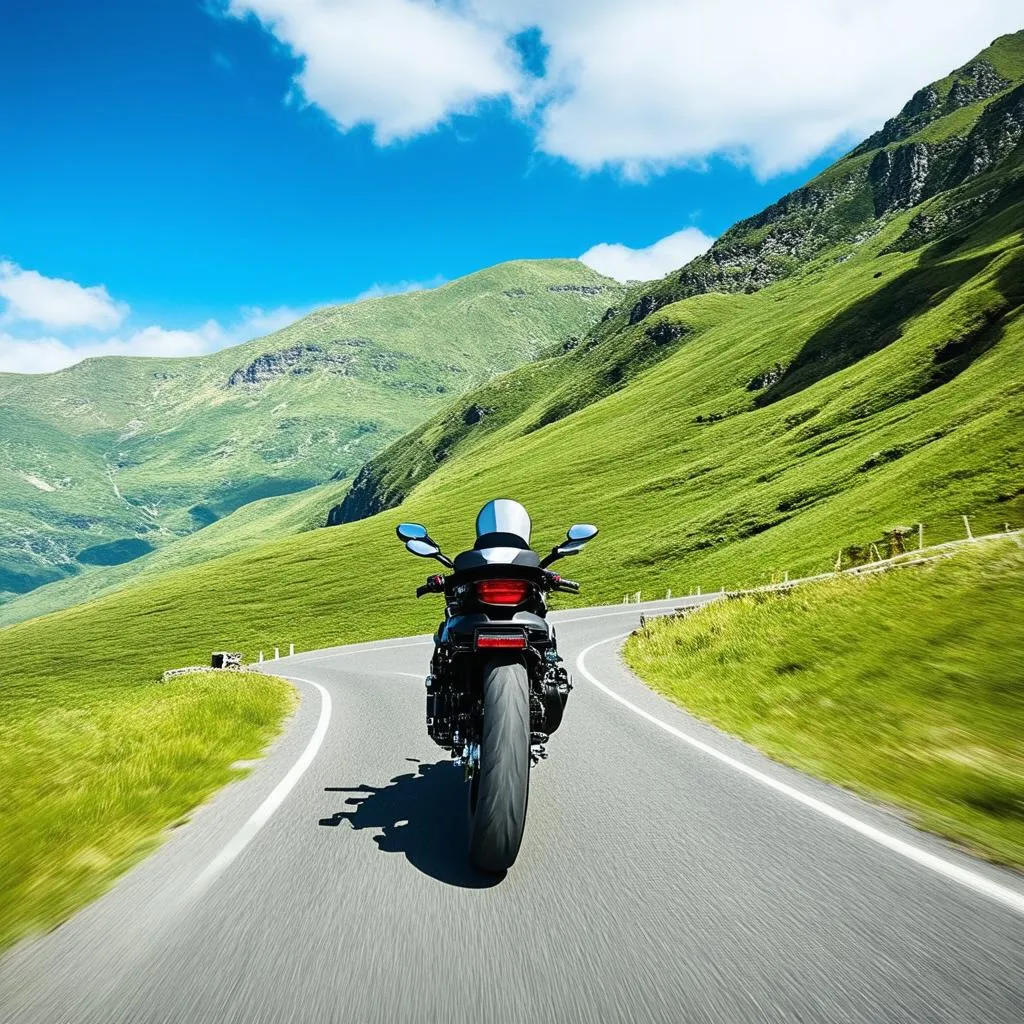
[475, 498, 531, 546]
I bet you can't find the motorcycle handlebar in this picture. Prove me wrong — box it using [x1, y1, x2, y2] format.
[416, 574, 446, 598]
[543, 570, 579, 594]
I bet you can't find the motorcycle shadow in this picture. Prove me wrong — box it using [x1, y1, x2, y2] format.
[319, 759, 502, 889]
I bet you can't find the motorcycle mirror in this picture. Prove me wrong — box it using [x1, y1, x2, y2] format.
[566, 523, 598, 542]
[396, 523, 429, 542]
[405, 538, 455, 568]
[540, 533, 592, 568]
[555, 540, 586, 557]
[406, 538, 440, 558]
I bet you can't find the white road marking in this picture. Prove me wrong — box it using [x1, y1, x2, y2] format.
[188, 677, 332, 897]
[577, 633, 1024, 918]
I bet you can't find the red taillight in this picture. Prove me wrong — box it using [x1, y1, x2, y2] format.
[475, 579, 530, 605]
[476, 634, 527, 649]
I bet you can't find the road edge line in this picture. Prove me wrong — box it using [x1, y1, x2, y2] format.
[188, 675, 332, 898]
[576, 633, 1024, 918]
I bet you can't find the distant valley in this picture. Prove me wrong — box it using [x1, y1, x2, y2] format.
[0, 260, 620, 608]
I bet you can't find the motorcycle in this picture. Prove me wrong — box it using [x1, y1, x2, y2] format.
[396, 498, 598, 872]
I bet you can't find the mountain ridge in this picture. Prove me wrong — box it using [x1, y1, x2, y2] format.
[0, 259, 621, 602]
[328, 31, 1024, 530]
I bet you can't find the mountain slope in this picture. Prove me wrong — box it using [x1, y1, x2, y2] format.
[0, 260, 620, 602]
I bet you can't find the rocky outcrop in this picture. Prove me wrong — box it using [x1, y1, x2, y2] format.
[947, 60, 1010, 109]
[868, 143, 932, 215]
[226, 344, 354, 387]
[645, 322, 688, 346]
[747, 364, 786, 391]
[463, 404, 492, 424]
[947, 82, 1024, 184]
[853, 86, 942, 154]
[628, 294, 660, 324]
[853, 60, 1009, 156]
[548, 284, 607, 295]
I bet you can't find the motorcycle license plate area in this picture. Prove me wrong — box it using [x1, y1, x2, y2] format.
[475, 629, 528, 650]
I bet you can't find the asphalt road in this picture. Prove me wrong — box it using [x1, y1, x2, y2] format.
[2, 596, 1023, 1023]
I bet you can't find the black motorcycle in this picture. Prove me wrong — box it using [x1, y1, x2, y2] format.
[396, 498, 598, 872]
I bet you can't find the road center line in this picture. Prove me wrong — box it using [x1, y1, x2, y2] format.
[188, 676, 332, 898]
[577, 633, 1024, 917]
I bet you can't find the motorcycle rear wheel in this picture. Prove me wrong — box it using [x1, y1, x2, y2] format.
[469, 658, 530, 872]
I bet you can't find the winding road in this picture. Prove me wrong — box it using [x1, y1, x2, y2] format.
[2, 596, 1023, 1023]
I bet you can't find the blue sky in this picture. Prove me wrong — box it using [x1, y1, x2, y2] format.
[1, 1, 1020, 372]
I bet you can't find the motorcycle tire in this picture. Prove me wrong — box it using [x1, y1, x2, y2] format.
[469, 658, 531, 872]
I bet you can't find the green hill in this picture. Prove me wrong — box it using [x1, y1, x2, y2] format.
[0, 259, 620, 604]
[3, 31, 1023, 949]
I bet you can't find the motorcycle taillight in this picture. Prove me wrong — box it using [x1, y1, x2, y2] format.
[475, 579, 531, 605]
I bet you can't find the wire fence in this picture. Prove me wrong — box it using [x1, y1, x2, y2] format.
[624, 518, 1022, 606]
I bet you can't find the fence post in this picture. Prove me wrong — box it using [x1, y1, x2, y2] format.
[666, 588, 672, 599]
[273, 646, 280, 660]
[258, 650, 264, 664]
[289, 643, 295, 657]
[634, 590, 642, 604]
[696, 584, 701, 596]
[784, 571, 789, 583]
[834, 550, 842, 572]
[963, 515, 974, 541]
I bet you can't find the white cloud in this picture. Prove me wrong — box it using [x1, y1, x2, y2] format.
[580, 227, 715, 282]
[226, 0, 519, 142]
[518, 0, 1024, 178]
[0, 249, 335, 376]
[0, 324, 225, 375]
[0, 261, 127, 330]
[223, 0, 1024, 178]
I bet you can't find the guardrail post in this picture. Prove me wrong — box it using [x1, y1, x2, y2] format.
[258, 650, 264, 664]
[963, 514, 974, 541]
[696, 585, 701, 596]
[273, 646, 279, 660]
[289, 643, 295, 657]
[665, 588, 672, 599]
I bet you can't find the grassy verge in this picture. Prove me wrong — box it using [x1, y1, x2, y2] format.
[0, 669, 293, 951]
[623, 540, 1024, 867]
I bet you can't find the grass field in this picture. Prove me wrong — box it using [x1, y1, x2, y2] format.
[624, 539, 1024, 867]
[0, 669, 292, 952]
